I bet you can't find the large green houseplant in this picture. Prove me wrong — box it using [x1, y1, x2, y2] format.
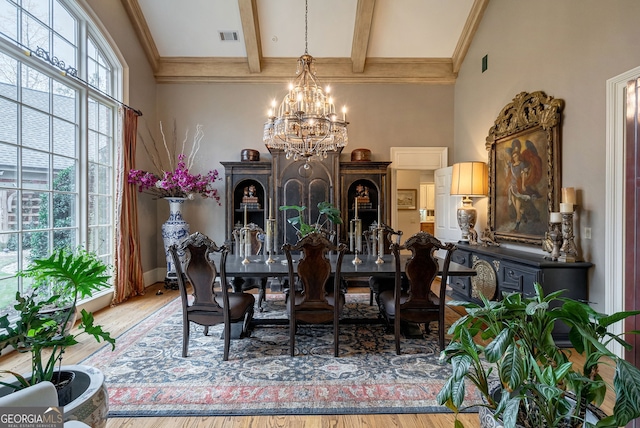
[279, 201, 343, 237]
[0, 248, 116, 391]
[437, 283, 640, 428]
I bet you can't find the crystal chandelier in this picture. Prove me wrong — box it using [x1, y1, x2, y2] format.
[263, 0, 348, 167]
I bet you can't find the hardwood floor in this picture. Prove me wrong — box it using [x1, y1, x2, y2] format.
[0, 282, 615, 428]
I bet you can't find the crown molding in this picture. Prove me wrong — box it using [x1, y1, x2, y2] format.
[154, 56, 456, 84]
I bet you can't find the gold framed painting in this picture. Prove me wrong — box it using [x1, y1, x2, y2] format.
[486, 91, 564, 246]
[397, 189, 417, 210]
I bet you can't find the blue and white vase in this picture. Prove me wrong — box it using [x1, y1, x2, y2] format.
[162, 197, 190, 286]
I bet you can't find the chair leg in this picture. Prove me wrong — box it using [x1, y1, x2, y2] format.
[290, 318, 296, 357]
[182, 320, 190, 357]
[258, 278, 267, 312]
[394, 316, 401, 355]
[369, 289, 374, 306]
[334, 312, 339, 357]
[204, 326, 209, 336]
[223, 322, 231, 361]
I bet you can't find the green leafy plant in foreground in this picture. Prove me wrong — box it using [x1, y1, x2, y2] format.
[0, 248, 116, 390]
[437, 283, 640, 428]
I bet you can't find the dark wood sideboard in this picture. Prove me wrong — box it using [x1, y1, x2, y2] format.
[450, 243, 593, 345]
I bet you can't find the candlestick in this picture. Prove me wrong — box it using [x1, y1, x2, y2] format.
[352, 218, 362, 265]
[376, 227, 384, 264]
[559, 211, 578, 262]
[349, 219, 355, 252]
[265, 218, 276, 263]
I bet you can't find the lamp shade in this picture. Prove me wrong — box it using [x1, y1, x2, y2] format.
[450, 162, 488, 197]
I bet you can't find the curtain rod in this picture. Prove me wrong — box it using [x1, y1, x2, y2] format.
[1, 31, 143, 116]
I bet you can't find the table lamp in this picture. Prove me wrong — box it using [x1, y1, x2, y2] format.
[450, 161, 488, 244]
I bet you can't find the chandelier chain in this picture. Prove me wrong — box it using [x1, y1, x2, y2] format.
[304, 0, 309, 55]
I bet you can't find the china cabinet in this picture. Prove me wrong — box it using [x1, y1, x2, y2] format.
[222, 152, 392, 254]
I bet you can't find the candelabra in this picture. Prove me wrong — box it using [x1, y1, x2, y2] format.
[264, 217, 276, 264]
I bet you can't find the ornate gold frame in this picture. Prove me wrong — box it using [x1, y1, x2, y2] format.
[486, 91, 564, 246]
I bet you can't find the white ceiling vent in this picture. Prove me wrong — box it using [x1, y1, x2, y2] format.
[219, 31, 239, 42]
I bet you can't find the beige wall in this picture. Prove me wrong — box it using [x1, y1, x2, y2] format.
[86, 0, 640, 306]
[154, 83, 455, 251]
[453, 0, 640, 307]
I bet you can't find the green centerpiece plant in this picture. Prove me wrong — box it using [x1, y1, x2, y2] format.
[279, 201, 342, 238]
[437, 283, 640, 428]
[0, 248, 116, 391]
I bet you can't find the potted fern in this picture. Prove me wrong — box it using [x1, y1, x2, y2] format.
[437, 283, 640, 428]
[0, 247, 115, 409]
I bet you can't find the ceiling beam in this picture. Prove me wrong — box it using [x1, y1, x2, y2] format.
[238, 0, 262, 73]
[452, 0, 490, 74]
[154, 57, 456, 84]
[120, 0, 160, 72]
[351, 0, 375, 73]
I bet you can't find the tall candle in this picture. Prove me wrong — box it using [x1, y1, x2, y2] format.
[269, 198, 273, 218]
[244, 204, 247, 226]
[355, 198, 358, 219]
[562, 187, 576, 205]
[377, 204, 381, 226]
[550, 212, 562, 223]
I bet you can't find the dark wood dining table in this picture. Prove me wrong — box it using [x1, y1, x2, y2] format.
[221, 252, 476, 331]
[224, 252, 476, 279]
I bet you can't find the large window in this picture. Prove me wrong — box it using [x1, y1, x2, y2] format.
[0, 0, 120, 316]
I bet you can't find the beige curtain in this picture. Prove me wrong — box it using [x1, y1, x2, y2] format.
[112, 107, 145, 305]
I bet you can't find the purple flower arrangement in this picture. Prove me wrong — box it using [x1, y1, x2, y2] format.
[129, 154, 221, 202]
[128, 123, 222, 203]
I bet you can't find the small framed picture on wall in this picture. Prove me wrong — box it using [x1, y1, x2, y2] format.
[397, 189, 417, 210]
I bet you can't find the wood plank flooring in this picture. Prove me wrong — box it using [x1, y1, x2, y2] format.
[0, 282, 615, 428]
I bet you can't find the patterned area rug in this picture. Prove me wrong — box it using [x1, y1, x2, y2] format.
[82, 293, 471, 417]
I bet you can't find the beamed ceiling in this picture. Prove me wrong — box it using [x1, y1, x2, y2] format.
[120, 0, 489, 84]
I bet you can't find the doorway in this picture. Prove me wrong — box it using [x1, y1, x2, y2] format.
[606, 66, 640, 371]
[389, 147, 448, 239]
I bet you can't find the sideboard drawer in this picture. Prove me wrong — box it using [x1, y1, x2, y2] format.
[452, 250, 471, 267]
[499, 262, 540, 296]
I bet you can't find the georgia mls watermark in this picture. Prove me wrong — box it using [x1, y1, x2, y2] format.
[0, 406, 64, 428]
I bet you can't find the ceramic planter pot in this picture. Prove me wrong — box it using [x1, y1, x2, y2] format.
[0, 365, 108, 428]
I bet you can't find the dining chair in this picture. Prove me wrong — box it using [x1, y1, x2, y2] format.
[231, 222, 269, 310]
[170, 232, 255, 360]
[378, 231, 456, 354]
[367, 224, 403, 305]
[282, 232, 347, 357]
